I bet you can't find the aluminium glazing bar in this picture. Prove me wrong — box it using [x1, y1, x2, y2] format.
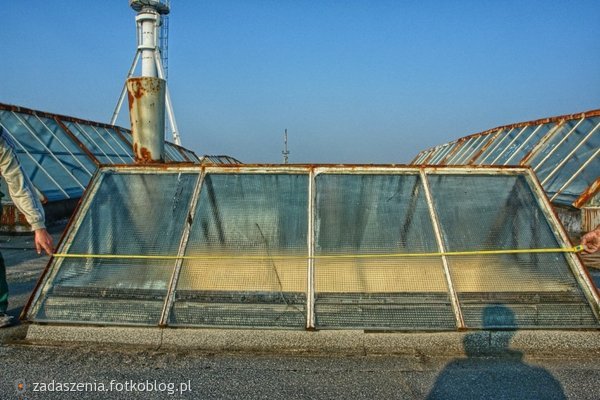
[159, 170, 206, 326]
[306, 168, 316, 329]
[540, 120, 600, 186]
[0, 122, 69, 198]
[35, 115, 95, 177]
[420, 169, 465, 329]
[13, 112, 86, 190]
[549, 147, 600, 202]
[54, 118, 101, 166]
[533, 118, 584, 172]
[503, 124, 543, 165]
[489, 126, 528, 164]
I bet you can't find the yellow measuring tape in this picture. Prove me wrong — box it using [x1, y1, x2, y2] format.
[52, 245, 584, 261]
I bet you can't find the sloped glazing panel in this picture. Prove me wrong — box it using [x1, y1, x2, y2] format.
[314, 174, 455, 330]
[165, 143, 186, 162]
[64, 121, 118, 165]
[493, 126, 537, 165]
[78, 124, 129, 163]
[474, 128, 510, 164]
[169, 173, 309, 329]
[544, 131, 600, 205]
[99, 127, 135, 162]
[427, 174, 597, 328]
[503, 123, 553, 165]
[530, 118, 592, 172]
[32, 171, 198, 325]
[0, 110, 76, 200]
[20, 113, 95, 186]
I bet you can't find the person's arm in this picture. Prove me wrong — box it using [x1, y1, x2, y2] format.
[0, 132, 53, 255]
[581, 225, 600, 254]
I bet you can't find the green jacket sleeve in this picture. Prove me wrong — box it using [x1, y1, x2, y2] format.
[0, 130, 46, 230]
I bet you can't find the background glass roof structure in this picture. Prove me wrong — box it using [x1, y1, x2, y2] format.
[0, 103, 205, 203]
[411, 109, 600, 208]
[23, 165, 600, 331]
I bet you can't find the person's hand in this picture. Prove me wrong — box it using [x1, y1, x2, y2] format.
[34, 228, 54, 255]
[581, 227, 600, 254]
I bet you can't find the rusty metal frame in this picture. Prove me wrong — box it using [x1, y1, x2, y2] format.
[34, 115, 95, 178]
[0, 121, 69, 198]
[159, 169, 205, 326]
[11, 112, 87, 191]
[420, 169, 465, 329]
[540, 120, 600, 186]
[575, 177, 600, 209]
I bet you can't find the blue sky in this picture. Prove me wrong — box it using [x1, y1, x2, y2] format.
[1, 1, 599, 163]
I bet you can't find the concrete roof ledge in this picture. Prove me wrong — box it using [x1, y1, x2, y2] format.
[24, 325, 600, 357]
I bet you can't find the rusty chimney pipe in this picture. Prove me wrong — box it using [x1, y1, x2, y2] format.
[127, 77, 166, 163]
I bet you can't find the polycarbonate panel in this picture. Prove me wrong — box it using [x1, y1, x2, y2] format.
[428, 174, 597, 328]
[170, 173, 309, 329]
[0, 110, 76, 200]
[33, 171, 199, 325]
[314, 174, 455, 330]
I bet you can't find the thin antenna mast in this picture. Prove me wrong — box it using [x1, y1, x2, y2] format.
[282, 129, 290, 164]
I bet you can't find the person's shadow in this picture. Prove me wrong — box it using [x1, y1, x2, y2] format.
[427, 305, 566, 400]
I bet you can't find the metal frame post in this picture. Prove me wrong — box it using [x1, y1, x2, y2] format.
[420, 168, 465, 330]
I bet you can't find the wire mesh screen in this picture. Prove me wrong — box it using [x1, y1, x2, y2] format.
[24, 166, 599, 330]
[32, 171, 199, 325]
[314, 174, 455, 330]
[427, 174, 597, 328]
[169, 173, 309, 329]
